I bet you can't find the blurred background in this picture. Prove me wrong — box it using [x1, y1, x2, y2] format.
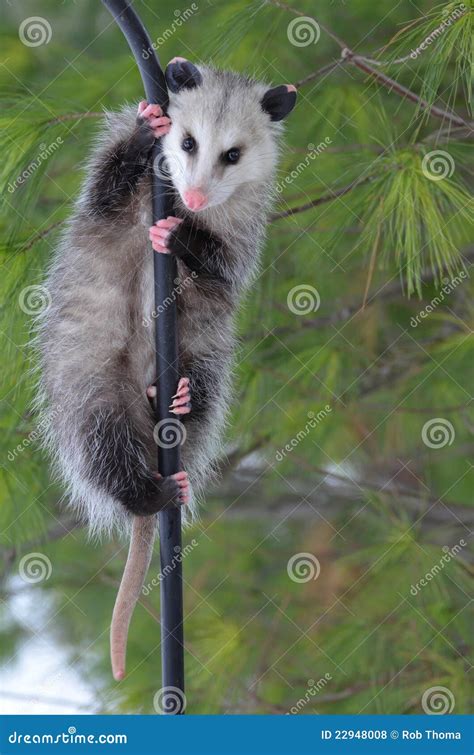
[0, 0, 472, 715]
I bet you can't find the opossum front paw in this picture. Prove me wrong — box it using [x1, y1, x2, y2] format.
[137, 100, 172, 138]
[170, 377, 191, 415]
[149, 216, 183, 254]
[154, 470, 190, 506]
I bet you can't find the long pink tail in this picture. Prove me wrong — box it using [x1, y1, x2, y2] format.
[110, 515, 156, 681]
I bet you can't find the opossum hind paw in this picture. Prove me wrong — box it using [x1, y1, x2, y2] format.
[146, 377, 191, 415]
[121, 471, 190, 515]
[153, 470, 190, 507]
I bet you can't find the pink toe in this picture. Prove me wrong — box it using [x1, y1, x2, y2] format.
[156, 218, 180, 230]
[150, 230, 169, 244]
[170, 395, 190, 408]
[172, 406, 191, 415]
[152, 242, 170, 253]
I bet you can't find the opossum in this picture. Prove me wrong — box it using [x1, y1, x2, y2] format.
[36, 58, 296, 680]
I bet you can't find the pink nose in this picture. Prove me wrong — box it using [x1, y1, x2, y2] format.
[183, 189, 208, 211]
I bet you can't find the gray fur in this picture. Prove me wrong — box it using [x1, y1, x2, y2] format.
[35, 64, 292, 537]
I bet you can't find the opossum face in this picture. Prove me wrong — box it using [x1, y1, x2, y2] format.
[162, 59, 296, 212]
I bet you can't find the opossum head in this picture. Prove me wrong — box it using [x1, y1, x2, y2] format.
[162, 58, 297, 212]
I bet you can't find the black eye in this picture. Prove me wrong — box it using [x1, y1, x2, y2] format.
[224, 148, 241, 165]
[182, 136, 196, 153]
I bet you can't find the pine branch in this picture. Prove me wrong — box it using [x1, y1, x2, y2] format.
[424, 124, 474, 144]
[267, 0, 470, 128]
[18, 220, 65, 252]
[294, 460, 474, 523]
[271, 174, 374, 221]
[47, 111, 104, 125]
[271, 246, 474, 331]
[294, 60, 343, 89]
[345, 51, 469, 128]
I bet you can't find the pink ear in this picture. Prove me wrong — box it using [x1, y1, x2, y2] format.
[286, 85, 297, 93]
[168, 56, 188, 65]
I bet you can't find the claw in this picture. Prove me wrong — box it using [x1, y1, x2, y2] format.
[169, 395, 189, 408]
[170, 376, 191, 415]
[170, 405, 191, 416]
[171, 377, 190, 399]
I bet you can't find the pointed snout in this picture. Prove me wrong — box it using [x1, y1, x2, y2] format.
[183, 188, 208, 212]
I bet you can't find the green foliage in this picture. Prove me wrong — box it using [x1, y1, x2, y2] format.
[384, 1, 473, 116]
[0, 0, 472, 715]
[361, 147, 471, 295]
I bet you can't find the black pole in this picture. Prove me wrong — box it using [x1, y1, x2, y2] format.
[101, 0, 185, 711]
